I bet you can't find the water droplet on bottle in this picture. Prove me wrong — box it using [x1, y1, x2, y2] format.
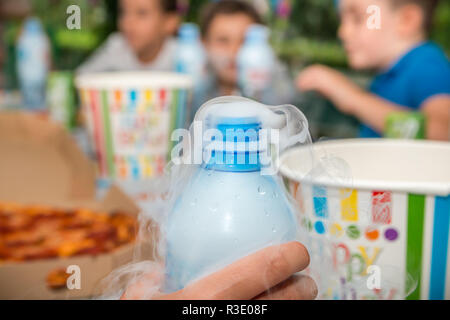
[258, 186, 266, 195]
[233, 238, 238, 245]
[272, 227, 277, 233]
[235, 194, 241, 200]
[264, 209, 270, 217]
[272, 191, 279, 198]
[190, 198, 197, 206]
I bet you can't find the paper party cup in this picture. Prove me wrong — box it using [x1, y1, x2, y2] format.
[76, 71, 193, 181]
[280, 139, 450, 300]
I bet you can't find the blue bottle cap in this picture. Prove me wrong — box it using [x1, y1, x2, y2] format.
[245, 24, 270, 43]
[203, 116, 264, 172]
[194, 96, 309, 174]
[23, 17, 43, 34]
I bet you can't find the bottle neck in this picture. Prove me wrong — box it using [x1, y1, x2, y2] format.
[245, 38, 267, 45]
[202, 122, 264, 173]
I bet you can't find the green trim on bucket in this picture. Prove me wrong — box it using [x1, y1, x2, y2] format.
[169, 89, 179, 159]
[406, 194, 426, 300]
[101, 90, 115, 177]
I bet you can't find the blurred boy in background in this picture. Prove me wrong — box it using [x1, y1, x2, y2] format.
[297, 0, 450, 140]
[198, 0, 296, 106]
[77, 0, 179, 73]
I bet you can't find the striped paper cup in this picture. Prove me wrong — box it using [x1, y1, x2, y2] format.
[75, 72, 192, 181]
[280, 139, 450, 300]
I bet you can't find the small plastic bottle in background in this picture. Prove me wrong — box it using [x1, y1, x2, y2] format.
[163, 97, 309, 293]
[16, 17, 50, 112]
[175, 23, 207, 126]
[385, 112, 426, 140]
[237, 24, 275, 101]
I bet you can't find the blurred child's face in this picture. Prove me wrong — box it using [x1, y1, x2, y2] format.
[119, 0, 177, 56]
[338, 0, 401, 70]
[203, 13, 256, 87]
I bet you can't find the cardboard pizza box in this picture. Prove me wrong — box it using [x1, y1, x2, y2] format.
[0, 112, 151, 300]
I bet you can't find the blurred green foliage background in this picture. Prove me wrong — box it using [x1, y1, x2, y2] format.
[4, 0, 449, 75]
[2, 0, 449, 139]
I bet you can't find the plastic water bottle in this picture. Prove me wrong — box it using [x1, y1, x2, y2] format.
[175, 23, 207, 126]
[163, 97, 310, 293]
[16, 18, 50, 111]
[237, 25, 275, 101]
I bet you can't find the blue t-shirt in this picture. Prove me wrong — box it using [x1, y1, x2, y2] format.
[360, 41, 450, 138]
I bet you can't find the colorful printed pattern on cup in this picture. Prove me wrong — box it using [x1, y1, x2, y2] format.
[80, 87, 190, 180]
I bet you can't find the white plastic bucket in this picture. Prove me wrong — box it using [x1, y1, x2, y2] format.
[280, 139, 450, 300]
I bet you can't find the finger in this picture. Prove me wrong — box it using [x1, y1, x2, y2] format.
[254, 274, 318, 300]
[176, 241, 310, 300]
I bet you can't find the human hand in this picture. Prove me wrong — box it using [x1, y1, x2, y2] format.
[297, 64, 362, 114]
[121, 241, 317, 300]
